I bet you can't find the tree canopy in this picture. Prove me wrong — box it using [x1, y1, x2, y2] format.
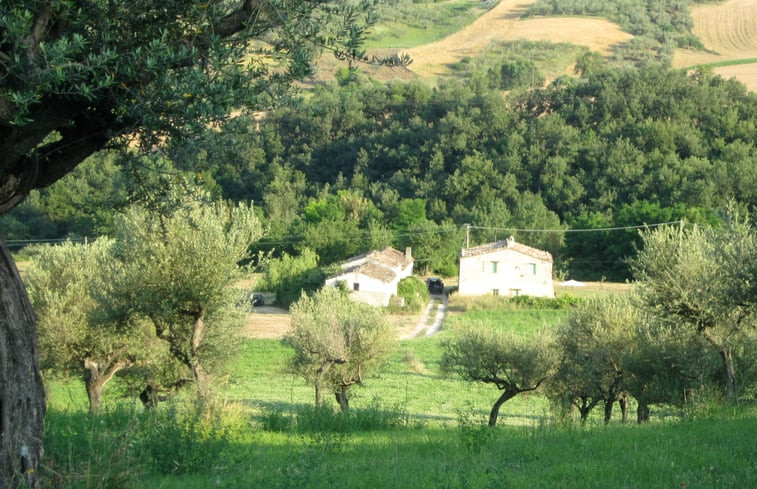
[0, 1, 389, 485]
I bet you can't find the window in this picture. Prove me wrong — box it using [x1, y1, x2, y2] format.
[353, 283, 360, 291]
[492, 289, 499, 296]
[491, 261, 499, 273]
[528, 263, 536, 275]
[510, 288, 521, 297]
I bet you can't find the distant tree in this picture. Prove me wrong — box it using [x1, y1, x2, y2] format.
[631, 213, 756, 402]
[261, 248, 325, 308]
[283, 287, 396, 410]
[114, 198, 261, 397]
[442, 327, 556, 426]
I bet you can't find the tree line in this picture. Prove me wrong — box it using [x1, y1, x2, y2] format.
[5, 64, 755, 281]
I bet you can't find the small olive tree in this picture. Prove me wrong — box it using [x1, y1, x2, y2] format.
[283, 286, 396, 411]
[25, 239, 145, 412]
[442, 326, 556, 426]
[547, 294, 638, 424]
[114, 198, 261, 398]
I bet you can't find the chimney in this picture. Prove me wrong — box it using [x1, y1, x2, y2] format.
[405, 247, 412, 260]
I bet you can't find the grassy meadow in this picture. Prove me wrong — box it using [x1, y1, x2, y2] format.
[41, 296, 756, 488]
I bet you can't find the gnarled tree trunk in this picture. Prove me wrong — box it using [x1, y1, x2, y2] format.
[488, 389, 518, 427]
[0, 238, 45, 489]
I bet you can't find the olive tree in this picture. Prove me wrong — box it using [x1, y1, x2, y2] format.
[283, 286, 396, 411]
[24, 239, 144, 413]
[441, 327, 556, 427]
[622, 321, 722, 422]
[113, 199, 261, 398]
[0, 2, 395, 483]
[547, 294, 637, 424]
[631, 215, 756, 402]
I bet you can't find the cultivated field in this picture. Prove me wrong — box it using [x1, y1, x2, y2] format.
[401, 0, 632, 78]
[672, 0, 757, 91]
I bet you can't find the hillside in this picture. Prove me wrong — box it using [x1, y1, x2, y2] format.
[401, 0, 632, 79]
[673, 0, 757, 91]
[348, 0, 757, 91]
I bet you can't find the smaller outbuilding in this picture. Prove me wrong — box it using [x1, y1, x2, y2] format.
[458, 236, 554, 298]
[324, 247, 413, 307]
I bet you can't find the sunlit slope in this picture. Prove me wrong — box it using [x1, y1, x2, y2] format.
[673, 0, 757, 91]
[402, 0, 632, 78]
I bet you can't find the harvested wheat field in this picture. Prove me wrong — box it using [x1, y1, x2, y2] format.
[673, 0, 757, 91]
[403, 0, 632, 78]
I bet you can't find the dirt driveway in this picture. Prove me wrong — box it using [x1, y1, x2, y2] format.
[240, 302, 441, 340]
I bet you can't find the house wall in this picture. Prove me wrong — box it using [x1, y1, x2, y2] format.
[325, 273, 396, 307]
[458, 249, 554, 298]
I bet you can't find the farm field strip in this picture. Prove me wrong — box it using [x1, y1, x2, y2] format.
[403, 0, 632, 78]
[673, 0, 757, 91]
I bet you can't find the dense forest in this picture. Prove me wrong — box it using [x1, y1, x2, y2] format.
[5, 62, 754, 281]
[3, 0, 755, 281]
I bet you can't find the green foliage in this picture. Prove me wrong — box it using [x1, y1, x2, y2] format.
[260, 402, 410, 434]
[441, 326, 557, 425]
[365, 0, 490, 49]
[393, 276, 429, 312]
[499, 59, 545, 90]
[528, 0, 702, 64]
[113, 197, 261, 397]
[547, 294, 638, 421]
[139, 401, 250, 475]
[43, 407, 144, 489]
[284, 287, 397, 408]
[261, 248, 326, 307]
[25, 238, 142, 412]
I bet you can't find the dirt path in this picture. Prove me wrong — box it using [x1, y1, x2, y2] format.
[399, 295, 448, 340]
[242, 299, 446, 340]
[403, 0, 632, 78]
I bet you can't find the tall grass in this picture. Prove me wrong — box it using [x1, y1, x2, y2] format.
[42, 404, 757, 488]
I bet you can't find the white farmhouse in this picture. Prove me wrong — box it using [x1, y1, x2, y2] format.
[324, 247, 413, 307]
[458, 236, 554, 298]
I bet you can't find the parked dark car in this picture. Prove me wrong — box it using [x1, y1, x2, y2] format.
[426, 277, 444, 294]
[251, 293, 265, 307]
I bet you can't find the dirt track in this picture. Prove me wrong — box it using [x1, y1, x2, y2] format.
[403, 0, 632, 78]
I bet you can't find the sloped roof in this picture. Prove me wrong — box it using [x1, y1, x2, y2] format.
[343, 247, 412, 269]
[334, 262, 397, 283]
[460, 236, 553, 263]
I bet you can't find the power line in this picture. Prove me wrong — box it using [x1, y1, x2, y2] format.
[469, 220, 684, 233]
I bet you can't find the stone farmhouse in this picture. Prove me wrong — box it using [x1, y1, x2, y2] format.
[324, 247, 414, 307]
[458, 236, 554, 298]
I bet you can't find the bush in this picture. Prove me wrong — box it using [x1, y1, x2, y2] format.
[390, 276, 430, 313]
[138, 400, 250, 475]
[259, 402, 411, 433]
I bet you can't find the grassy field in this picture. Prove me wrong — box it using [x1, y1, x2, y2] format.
[41, 294, 757, 488]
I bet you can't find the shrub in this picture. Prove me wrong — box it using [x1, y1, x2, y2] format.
[391, 276, 430, 313]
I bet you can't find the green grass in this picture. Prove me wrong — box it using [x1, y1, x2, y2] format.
[44, 405, 757, 488]
[41, 302, 756, 488]
[689, 58, 757, 69]
[364, 0, 489, 49]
